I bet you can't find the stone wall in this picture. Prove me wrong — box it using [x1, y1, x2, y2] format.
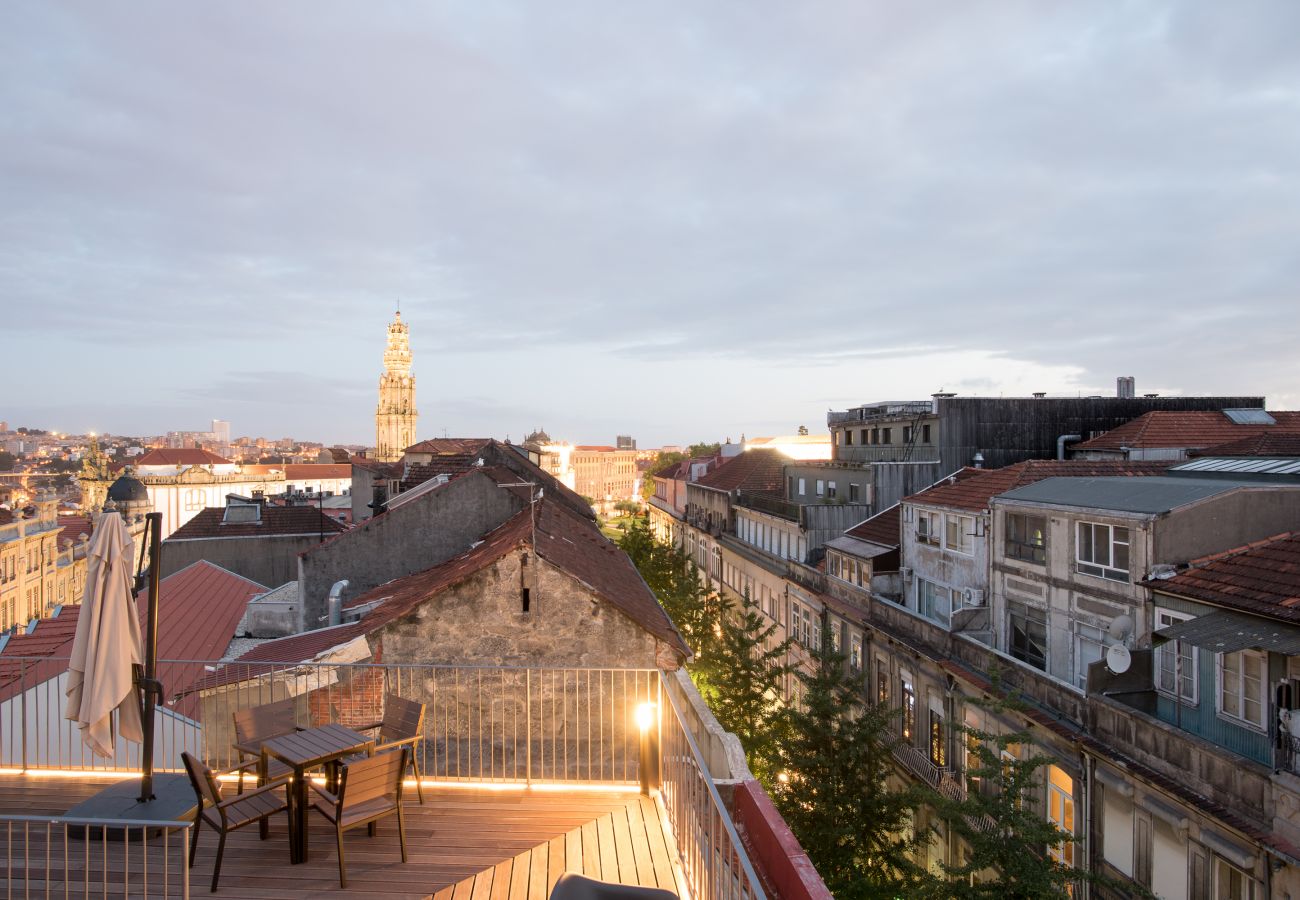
[162, 534, 321, 588]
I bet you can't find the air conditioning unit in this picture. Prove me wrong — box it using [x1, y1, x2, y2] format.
[964, 588, 985, 608]
[899, 567, 913, 581]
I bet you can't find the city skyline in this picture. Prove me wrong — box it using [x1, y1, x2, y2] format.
[4, 2, 1299, 447]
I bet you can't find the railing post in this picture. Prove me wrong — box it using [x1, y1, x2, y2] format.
[20, 657, 28, 771]
[525, 668, 532, 786]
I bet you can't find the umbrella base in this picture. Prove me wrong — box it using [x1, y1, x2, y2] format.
[65, 773, 195, 840]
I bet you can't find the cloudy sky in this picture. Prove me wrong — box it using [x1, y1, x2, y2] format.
[3, 2, 1298, 447]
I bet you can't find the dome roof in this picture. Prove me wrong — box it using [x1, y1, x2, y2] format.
[107, 473, 150, 504]
[524, 428, 552, 444]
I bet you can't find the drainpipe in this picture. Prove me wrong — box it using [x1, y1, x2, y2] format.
[327, 579, 349, 626]
[1057, 434, 1082, 460]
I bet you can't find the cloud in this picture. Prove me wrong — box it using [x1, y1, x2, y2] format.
[1, 1, 1297, 445]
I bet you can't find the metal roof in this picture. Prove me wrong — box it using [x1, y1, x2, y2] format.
[994, 476, 1268, 514]
[1154, 608, 1300, 656]
[1223, 409, 1276, 425]
[1170, 457, 1300, 477]
[824, 535, 895, 559]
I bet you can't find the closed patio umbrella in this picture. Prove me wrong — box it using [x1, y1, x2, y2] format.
[64, 510, 144, 758]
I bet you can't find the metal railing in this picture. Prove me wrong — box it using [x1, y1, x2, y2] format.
[659, 674, 766, 900]
[1, 815, 191, 898]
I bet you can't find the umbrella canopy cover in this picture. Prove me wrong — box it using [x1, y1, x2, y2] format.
[64, 511, 144, 758]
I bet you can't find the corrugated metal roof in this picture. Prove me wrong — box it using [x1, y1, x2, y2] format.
[824, 535, 895, 559]
[1154, 608, 1300, 655]
[995, 476, 1277, 514]
[1171, 457, 1300, 476]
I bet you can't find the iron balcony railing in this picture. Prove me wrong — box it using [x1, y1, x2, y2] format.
[1, 815, 192, 898]
[0, 658, 766, 900]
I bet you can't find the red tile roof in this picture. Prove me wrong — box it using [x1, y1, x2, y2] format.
[57, 515, 92, 548]
[846, 504, 902, 548]
[905, 460, 1172, 512]
[405, 438, 493, 456]
[0, 561, 265, 711]
[134, 448, 233, 467]
[695, 449, 789, 494]
[284, 464, 352, 480]
[198, 499, 688, 688]
[400, 457, 481, 491]
[1190, 432, 1300, 458]
[167, 506, 348, 540]
[1150, 532, 1300, 623]
[1074, 411, 1300, 452]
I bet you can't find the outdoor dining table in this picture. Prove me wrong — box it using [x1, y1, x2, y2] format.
[257, 723, 375, 864]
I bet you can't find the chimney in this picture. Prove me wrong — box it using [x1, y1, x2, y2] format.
[1116, 376, 1136, 399]
[1032, 392, 1047, 399]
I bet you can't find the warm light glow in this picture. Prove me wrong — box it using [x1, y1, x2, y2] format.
[635, 702, 657, 732]
[777, 771, 790, 784]
[0, 767, 140, 780]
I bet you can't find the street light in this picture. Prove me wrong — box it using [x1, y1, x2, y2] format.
[635, 702, 659, 797]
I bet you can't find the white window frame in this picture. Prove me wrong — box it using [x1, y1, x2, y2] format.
[1217, 648, 1266, 731]
[916, 577, 952, 628]
[797, 477, 806, 496]
[916, 509, 941, 546]
[1154, 610, 1199, 704]
[1216, 858, 1256, 900]
[1076, 521, 1130, 581]
[815, 479, 824, 497]
[1046, 765, 1075, 868]
[944, 513, 974, 555]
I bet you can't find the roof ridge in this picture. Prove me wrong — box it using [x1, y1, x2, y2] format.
[1182, 530, 1298, 570]
[165, 558, 269, 590]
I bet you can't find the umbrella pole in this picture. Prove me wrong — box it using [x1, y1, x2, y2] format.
[138, 512, 162, 803]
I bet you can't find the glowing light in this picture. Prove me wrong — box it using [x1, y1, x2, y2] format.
[635, 702, 657, 732]
[777, 771, 790, 785]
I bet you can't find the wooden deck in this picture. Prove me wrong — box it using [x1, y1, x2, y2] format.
[0, 773, 684, 899]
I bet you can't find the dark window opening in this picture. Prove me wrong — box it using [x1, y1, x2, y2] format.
[522, 587, 531, 613]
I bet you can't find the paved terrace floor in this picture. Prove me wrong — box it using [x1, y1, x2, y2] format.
[0, 773, 685, 899]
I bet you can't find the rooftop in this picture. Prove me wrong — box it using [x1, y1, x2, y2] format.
[994, 475, 1288, 515]
[133, 448, 234, 467]
[1150, 531, 1300, 624]
[694, 449, 788, 495]
[167, 505, 348, 540]
[1074, 410, 1300, 452]
[844, 503, 902, 549]
[904, 460, 1171, 512]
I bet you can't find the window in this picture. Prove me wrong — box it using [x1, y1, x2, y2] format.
[850, 635, 862, 671]
[1154, 610, 1198, 703]
[877, 659, 889, 706]
[849, 482, 860, 502]
[922, 424, 931, 443]
[903, 426, 913, 444]
[815, 479, 824, 497]
[1077, 522, 1130, 581]
[859, 429, 868, 445]
[1008, 601, 1047, 671]
[1075, 623, 1105, 690]
[929, 707, 946, 766]
[916, 509, 941, 545]
[1219, 649, 1265, 729]
[1046, 766, 1075, 867]
[945, 514, 974, 554]
[827, 481, 837, 499]
[844, 430, 853, 446]
[184, 488, 206, 511]
[871, 428, 879, 444]
[811, 612, 822, 650]
[787, 476, 795, 497]
[1006, 513, 1046, 564]
[1217, 859, 1255, 900]
[917, 578, 951, 627]
[797, 478, 806, 496]
[829, 552, 842, 580]
[900, 674, 916, 741]
[881, 427, 892, 444]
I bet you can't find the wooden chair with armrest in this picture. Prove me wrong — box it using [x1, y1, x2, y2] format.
[308, 747, 410, 888]
[182, 751, 292, 893]
[356, 694, 427, 803]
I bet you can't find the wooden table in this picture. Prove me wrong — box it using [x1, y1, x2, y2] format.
[261, 723, 374, 864]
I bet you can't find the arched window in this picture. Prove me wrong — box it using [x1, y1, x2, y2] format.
[184, 488, 207, 511]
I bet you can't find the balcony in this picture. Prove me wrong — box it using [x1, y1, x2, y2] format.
[1, 660, 767, 899]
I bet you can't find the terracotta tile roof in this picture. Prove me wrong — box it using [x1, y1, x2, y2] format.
[695, 449, 789, 494]
[845, 504, 901, 548]
[400, 457, 481, 491]
[134, 448, 233, 467]
[57, 515, 92, 548]
[905, 460, 1171, 512]
[167, 506, 348, 540]
[405, 438, 493, 456]
[199, 500, 687, 688]
[348, 456, 402, 476]
[284, 464, 352, 480]
[0, 562, 265, 710]
[1150, 531, 1300, 624]
[1190, 432, 1300, 458]
[1074, 411, 1300, 452]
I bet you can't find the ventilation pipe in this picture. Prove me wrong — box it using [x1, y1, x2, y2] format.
[1057, 434, 1082, 460]
[327, 579, 350, 626]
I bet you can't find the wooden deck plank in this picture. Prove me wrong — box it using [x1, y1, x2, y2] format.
[489, 859, 513, 900]
[625, 797, 657, 888]
[452, 875, 476, 900]
[610, 803, 639, 886]
[528, 840, 549, 900]
[470, 865, 494, 900]
[580, 820, 600, 878]
[433, 888, 455, 900]
[547, 834, 566, 893]
[640, 796, 677, 892]
[595, 812, 617, 882]
[508, 849, 531, 900]
[564, 823, 583, 876]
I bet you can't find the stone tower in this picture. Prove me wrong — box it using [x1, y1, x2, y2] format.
[374, 310, 418, 462]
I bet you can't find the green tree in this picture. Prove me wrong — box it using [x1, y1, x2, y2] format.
[708, 590, 792, 783]
[0, 451, 15, 471]
[774, 635, 935, 899]
[686, 442, 721, 458]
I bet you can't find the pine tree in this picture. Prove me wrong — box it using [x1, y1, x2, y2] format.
[773, 632, 935, 899]
[708, 590, 792, 783]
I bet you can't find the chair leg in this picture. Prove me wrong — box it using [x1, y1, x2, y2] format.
[397, 804, 408, 863]
[336, 826, 348, 888]
[211, 831, 226, 893]
[411, 751, 424, 804]
[189, 815, 201, 868]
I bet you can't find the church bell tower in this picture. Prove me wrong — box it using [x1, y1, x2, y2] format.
[374, 310, 418, 462]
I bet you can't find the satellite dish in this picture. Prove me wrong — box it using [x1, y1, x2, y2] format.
[1107, 614, 1134, 643]
[1106, 644, 1132, 674]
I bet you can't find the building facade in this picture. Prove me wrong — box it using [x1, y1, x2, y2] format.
[0, 493, 89, 630]
[374, 310, 418, 463]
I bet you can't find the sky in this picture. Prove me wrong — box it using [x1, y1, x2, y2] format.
[3, 2, 1298, 448]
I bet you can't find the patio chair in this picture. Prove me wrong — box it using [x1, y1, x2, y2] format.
[356, 694, 427, 803]
[308, 747, 410, 888]
[549, 873, 678, 900]
[231, 697, 298, 788]
[182, 751, 291, 893]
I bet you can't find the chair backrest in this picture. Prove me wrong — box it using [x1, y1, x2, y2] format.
[182, 751, 223, 813]
[338, 747, 408, 813]
[233, 697, 297, 746]
[379, 695, 425, 746]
